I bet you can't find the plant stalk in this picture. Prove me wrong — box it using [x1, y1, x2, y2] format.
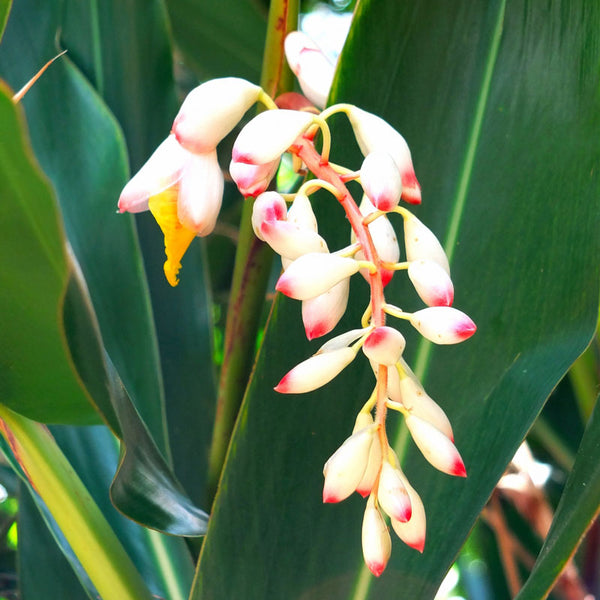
[206, 0, 299, 501]
[0, 405, 153, 600]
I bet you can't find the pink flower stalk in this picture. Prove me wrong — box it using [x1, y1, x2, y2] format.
[407, 259, 454, 307]
[322, 425, 376, 503]
[172, 77, 262, 154]
[409, 307, 476, 344]
[377, 460, 412, 523]
[403, 212, 450, 274]
[390, 472, 426, 553]
[230, 158, 280, 198]
[346, 106, 421, 205]
[284, 31, 335, 109]
[118, 134, 190, 214]
[360, 150, 403, 211]
[362, 495, 392, 577]
[354, 196, 400, 287]
[276, 253, 360, 300]
[405, 414, 467, 477]
[232, 109, 314, 165]
[362, 326, 406, 366]
[274, 346, 357, 394]
[302, 278, 350, 340]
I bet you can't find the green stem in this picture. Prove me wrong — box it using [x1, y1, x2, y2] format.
[0, 405, 153, 600]
[206, 0, 299, 502]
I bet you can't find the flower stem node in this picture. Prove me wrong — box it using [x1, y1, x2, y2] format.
[362, 327, 406, 366]
[172, 77, 262, 154]
[362, 495, 392, 577]
[409, 307, 476, 344]
[322, 425, 377, 503]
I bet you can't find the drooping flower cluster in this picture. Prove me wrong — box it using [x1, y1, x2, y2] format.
[118, 31, 476, 577]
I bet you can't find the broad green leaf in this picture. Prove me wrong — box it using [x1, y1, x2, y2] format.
[0, 0, 10, 41]
[0, 83, 97, 424]
[165, 0, 267, 83]
[516, 395, 600, 600]
[193, 2, 600, 598]
[61, 0, 218, 505]
[0, 0, 169, 455]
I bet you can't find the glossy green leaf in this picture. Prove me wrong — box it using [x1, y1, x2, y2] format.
[517, 395, 600, 600]
[165, 0, 267, 83]
[193, 1, 600, 598]
[0, 0, 170, 455]
[0, 0, 10, 41]
[0, 83, 97, 424]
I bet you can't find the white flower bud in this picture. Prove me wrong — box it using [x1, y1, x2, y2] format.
[274, 346, 357, 394]
[390, 472, 426, 552]
[172, 78, 262, 154]
[276, 253, 360, 300]
[118, 135, 190, 214]
[251, 191, 287, 240]
[360, 150, 402, 211]
[362, 495, 392, 577]
[322, 426, 376, 503]
[405, 414, 466, 477]
[409, 307, 476, 344]
[230, 158, 279, 198]
[362, 326, 406, 366]
[284, 31, 335, 109]
[408, 259, 454, 307]
[259, 220, 328, 260]
[347, 106, 421, 205]
[177, 150, 224, 236]
[317, 327, 369, 353]
[232, 109, 314, 165]
[377, 460, 412, 523]
[403, 212, 450, 274]
[287, 193, 318, 232]
[353, 413, 383, 498]
[301, 278, 350, 340]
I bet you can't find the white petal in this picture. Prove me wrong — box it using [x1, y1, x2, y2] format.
[172, 78, 262, 154]
[403, 212, 450, 274]
[274, 346, 357, 394]
[177, 150, 224, 236]
[301, 278, 350, 340]
[362, 326, 406, 366]
[287, 193, 318, 232]
[251, 191, 287, 240]
[377, 460, 412, 522]
[317, 327, 369, 354]
[361, 150, 403, 211]
[408, 260, 454, 306]
[259, 220, 328, 260]
[362, 496, 391, 577]
[118, 135, 189, 213]
[230, 158, 280, 198]
[409, 307, 476, 344]
[390, 472, 426, 552]
[232, 109, 314, 165]
[276, 253, 360, 300]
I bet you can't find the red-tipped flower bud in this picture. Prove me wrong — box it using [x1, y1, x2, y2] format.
[360, 150, 403, 211]
[302, 278, 350, 340]
[408, 259, 454, 307]
[409, 307, 476, 344]
[377, 460, 412, 523]
[362, 326, 406, 365]
[230, 158, 280, 198]
[362, 495, 392, 577]
[403, 212, 450, 274]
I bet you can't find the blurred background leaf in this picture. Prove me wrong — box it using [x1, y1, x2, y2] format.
[192, 1, 600, 598]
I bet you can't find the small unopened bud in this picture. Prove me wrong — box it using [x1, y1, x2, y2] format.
[347, 106, 421, 205]
[354, 196, 400, 287]
[408, 260, 454, 307]
[172, 78, 262, 154]
[118, 135, 189, 214]
[322, 426, 376, 503]
[276, 253, 360, 300]
[362, 327, 406, 365]
[177, 150, 224, 235]
[284, 31, 335, 109]
[274, 346, 357, 394]
[302, 278, 350, 340]
[377, 460, 412, 522]
[405, 414, 467, 477]
[360, 150, 402, 211]
[403, 213, 450, 274]
[251, 192, 287, 240]
[362, 495, 392, 577]
[390, 472, 426, 552]
[230, 158, 280, 198]
[409, 307, 476, 344]
[232, 109, 314, 165]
